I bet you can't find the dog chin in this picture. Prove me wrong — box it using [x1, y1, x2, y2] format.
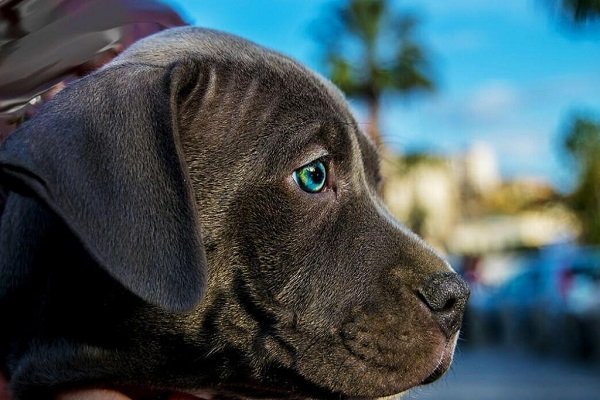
[212, 334, 458, 400]
[339, 330, 460, 399]
[56, 333, 458, 400]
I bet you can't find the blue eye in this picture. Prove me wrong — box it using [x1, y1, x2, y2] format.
[293, 160, 327, 193]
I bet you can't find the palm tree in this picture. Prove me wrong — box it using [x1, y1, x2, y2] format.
[317, 0, 435, 148]
[550, 0, 600, 23]
[563, 114, 600, 244]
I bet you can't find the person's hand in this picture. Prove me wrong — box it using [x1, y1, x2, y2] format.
[57, 390, 132, 400]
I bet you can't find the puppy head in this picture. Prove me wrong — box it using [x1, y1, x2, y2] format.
[0, 27, 469, 399]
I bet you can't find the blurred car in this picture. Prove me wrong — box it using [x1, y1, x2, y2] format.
[463, 252, 539, 345]
[563, 253, 600, 315]
[556, 250, 600, 361]
[466, 244, 600, 363]
[470, 262, 542, 346]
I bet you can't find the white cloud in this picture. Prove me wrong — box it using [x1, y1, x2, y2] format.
[466, 81, 522, 121]
[408, 0, 530, 18]
[430, 29, 487, 53]
[397, 80, 523, 129]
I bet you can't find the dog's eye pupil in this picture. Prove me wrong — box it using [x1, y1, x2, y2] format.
[293, 160, 327, 193]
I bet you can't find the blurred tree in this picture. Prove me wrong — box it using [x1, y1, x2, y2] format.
[549, 1, 599, 242]
[563, 114, 600, 244]
[315, 0, 435, 148]
[552, 0, 600, 23]
[545, 0, 600, 31]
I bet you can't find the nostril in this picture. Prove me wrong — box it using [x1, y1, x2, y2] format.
[442, 297, 456, 312]
[417, 272, 470, 337]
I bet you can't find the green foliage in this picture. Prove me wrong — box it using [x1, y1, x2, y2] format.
[556, 0, 600, 22]
[395, 152, 445, 173]
[343, 0, 385, 44]
[563, 114, 600, 243]
[322, 0, 434, 99]
[315, 0, 435, 145]
[545, 0, 600, 31]
[565, 117, 600, 157]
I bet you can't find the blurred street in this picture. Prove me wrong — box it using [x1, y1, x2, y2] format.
[409, 346, 600, 400]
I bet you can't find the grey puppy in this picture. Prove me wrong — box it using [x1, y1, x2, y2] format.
[0, 27, 469, 400]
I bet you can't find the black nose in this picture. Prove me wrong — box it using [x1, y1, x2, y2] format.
[417, 272, 470, 338]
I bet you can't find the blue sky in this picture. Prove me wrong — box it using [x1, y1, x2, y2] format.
[166, 0, 600, 191]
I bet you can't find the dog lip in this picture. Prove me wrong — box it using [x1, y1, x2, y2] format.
[420, 362, 447, 385]
[419, 335, 458, 385]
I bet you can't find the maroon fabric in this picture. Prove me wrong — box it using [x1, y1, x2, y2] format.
[0, 0, 187, 116]
[0, 373, 10, 400]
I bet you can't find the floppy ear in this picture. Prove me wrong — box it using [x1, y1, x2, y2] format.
[0, 60, 206, 312]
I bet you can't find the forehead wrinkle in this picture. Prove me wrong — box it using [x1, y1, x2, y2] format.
[225, 74, 268, 137]
[195, 63, 278, 136]
[267, 119, 325, 168]
[289, 117, 352, 156]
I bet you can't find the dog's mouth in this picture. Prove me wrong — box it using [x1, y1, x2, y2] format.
[57, 354, 454, 400]
[419, 333, 458, 386]
[56, 332, 459, 400]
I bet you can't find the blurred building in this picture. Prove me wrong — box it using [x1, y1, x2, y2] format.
[383, 153, 460, 251]
[460, 141, 501, 196]
[384, 143, 580, 254]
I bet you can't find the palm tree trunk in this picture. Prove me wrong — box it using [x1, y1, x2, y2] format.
[366, 95, 382, 149]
